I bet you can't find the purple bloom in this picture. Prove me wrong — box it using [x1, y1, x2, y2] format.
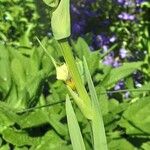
[109, 36, 116, 43]
[119, 48, 128, 58]
[72, 21, 86, 36]
[71, 4, 80, 15]
[124, 1, 135, 7]
[118, 12, 135, 20]
[124, 91, 130, 99]
[113, 59, 121, 67]
[117, 0, 125, 4]
[136, 0, 145, 5]
[102, 45, 109, 52]
[114, 80, 125, 90]
[85, 0, 96, 4]
[93, 34, 110, 48]
[103, 55, 114, 66]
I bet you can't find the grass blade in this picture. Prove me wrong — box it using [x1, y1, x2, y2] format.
[83, 57, 108, 150]
[66, 95, 86, 150]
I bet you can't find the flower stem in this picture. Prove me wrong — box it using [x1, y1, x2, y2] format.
[59, 39, 91, 107]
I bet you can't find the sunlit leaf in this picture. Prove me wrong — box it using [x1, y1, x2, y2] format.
[51, 0, 71, 40]
[66, 95, 86, 150]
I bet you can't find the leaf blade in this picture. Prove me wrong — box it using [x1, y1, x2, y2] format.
[66, 95, 86, 150]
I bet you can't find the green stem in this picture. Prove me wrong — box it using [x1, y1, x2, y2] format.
[59, 39, 91, 106]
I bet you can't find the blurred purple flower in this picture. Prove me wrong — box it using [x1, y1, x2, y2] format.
[136, 0, 145, 5]
[124, 91, 130, 99]
[124, 1, 135, 7]
[113, 59, 121, 67]
[118, 12, 135, 20]
[103, 55, 114, 66]
[103, 52, 121, 67]
[117, 0, 125, 5]
[71, 4, 80, 15]
[119, 48, 128, 58]
[109, 36, 116, 43]
[102, 45, 109, 52]
[85, 0, 96, 4]
[92, 34, 110, 48]
[114, 80, 125, 90]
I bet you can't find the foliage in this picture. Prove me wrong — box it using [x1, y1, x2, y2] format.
[0, 0, 150, 150]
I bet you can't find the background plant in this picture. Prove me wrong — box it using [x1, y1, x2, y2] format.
[0, 0, 150, 150]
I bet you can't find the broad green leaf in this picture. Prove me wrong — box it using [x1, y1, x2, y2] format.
[2, 127, 40, 146]
[73, 37, 100, 75]
[51, 0, 70, 40]
[48, 113, 68, 136]
[102, 62, 143, 88]
[30, 131, 70, 150]
[0, 45, 11, 95]
[119, 96, 150, 135]
[26, 72, 43, 103]
[104, 100, 129, 131]
[83, 57, 108, 150]
[18, 110, 49, 129]
[14, 147, 28, 150]
[132, 82, 150, 97]
[11, 58, 26, 89]
[28, 48, 41, 76]
[0, 144, 10, 150]
[19, 24, 34, 47]
[108, 138, 135, 150]
[0, 102, 18, 132]
[73, 37, 91, 59]
[142, 142, 150, 150]
[5, 84, 28, 110]
[66, 95, 86, 150]
[96, 86, 108, 115]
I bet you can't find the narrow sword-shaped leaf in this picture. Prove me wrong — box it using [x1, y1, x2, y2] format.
[83, 57, 108, 150]
[66, 95, 86, 150]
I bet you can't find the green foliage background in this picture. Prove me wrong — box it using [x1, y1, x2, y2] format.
[0, 0, 150, 150]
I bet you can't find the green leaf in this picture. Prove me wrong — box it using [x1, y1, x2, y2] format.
[0, 102, 18, 132]
[30, 130, 70, 150]
[14, 147, 28, 150]
[66, 95, 86, 150]
[96, 86, 108, 115]
[2, 127, 40, 146]
[51, 0, 71, 40]
[48, 113, 68, 136]
[0, 144, 10, 150]
[83, 57, 108, 150]
[5, 84, 28, 110]
[132, 82, 150, 97]
[119, 96, 150, 135]
[142, 142, 150, 150]
[108, 138, 135, 150]
[43, 0, 59, 7]
[0, 45, 11, 95]
[11, 58, 26, 89]
[102, 62, 143, 88]
[73, 37, 100, 75]
[18, 110, 49, 129]
[67, 86, 92, 120]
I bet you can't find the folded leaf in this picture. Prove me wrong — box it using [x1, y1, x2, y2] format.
[51, 0, 71, 40]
